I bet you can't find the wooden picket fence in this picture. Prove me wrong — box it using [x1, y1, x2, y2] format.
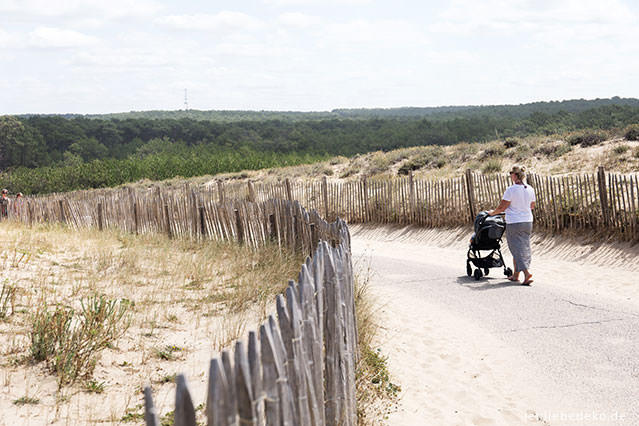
[201, 167, 639, 242]
[8, 188, 343, 254]
[8, 166, 638, 243]
[145, 222, 356, 426]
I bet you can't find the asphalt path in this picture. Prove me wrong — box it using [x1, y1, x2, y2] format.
[352, 234, 639, 425]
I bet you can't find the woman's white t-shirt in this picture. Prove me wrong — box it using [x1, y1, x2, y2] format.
[502, 184, 535, 224]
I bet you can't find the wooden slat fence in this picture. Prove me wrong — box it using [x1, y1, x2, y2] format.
[195, 168, 639, 242]
[146, 222, 356, 426]
[9, 188, 343, 255]
[8, 167, 638, 243]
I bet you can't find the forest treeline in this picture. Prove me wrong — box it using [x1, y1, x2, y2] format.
[1, 98, 639, 194]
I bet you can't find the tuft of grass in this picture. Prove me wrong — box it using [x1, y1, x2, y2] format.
[154, 373, 177, 384]
[121, 404, 145, 422]
[85, 379, 105, 394]
[481, 159, 502, 174]
[154, 345, 183, 361]
[613, 144, 630, 155]
[13, 396, 40, 405]
[0, 280, 16, 319]
[30, 295, 132, 385]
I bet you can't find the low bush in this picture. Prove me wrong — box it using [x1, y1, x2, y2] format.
[504, 138, 518, 148]
[534, 141, 572, 158]
[624, 124, 639, 141]
[397, 147, 446, 175]
[568, 131, 606, 147]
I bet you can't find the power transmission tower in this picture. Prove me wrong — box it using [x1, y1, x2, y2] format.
[184, 89, 189, 110]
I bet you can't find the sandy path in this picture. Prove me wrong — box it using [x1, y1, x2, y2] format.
[351, 225, 639, 426]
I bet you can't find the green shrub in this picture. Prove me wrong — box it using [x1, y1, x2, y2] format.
[624, 124, 639, 141]
[397, 147, 446, 175]
[503, 138, 518, 148]
[534, 141, 572, 158]
[568, 131, 606, 147]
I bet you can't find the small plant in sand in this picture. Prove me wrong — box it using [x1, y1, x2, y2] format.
[0, 280, 16, 319]
[13, 396, 40, 405]
[30, 295, 132, 385]
[85, 379, 105, 394]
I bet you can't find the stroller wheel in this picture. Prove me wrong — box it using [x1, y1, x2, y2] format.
[466, 261, 472, 277]
[484, 268, 490, 276]
[504, 267, 513, 277]
[473, 269, 482, 281]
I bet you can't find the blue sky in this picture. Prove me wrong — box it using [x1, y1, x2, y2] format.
[1, 0, 638, 114]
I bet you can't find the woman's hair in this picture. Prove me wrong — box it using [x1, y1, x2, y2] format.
[510, 165, 527, 183]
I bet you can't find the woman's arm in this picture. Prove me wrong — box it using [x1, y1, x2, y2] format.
[487, 199, 510, 216]
[530, 201, 536, 210]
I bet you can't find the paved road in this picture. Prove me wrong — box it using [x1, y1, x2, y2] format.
[352, 233, 639, 425]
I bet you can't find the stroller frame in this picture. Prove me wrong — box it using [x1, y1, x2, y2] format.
[466, 213, 513, 281]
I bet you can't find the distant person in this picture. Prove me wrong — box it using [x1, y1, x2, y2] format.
[0, 189, 10, 219]
[487, 165, 536, 285]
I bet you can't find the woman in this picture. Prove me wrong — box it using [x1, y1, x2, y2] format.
[487, 165, 536, 285]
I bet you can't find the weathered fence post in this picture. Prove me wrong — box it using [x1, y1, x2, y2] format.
[362, 177, 369, 222]
[248, 181, 256, 203]
[199, 206, 206, 238]
[97, 202, 103, 231]
[322, 176, 329, 220]
[310, 223, 317, 255]
[465, 169, 476, 222]
[235, 208, 244, 244]
[597, 166, 610, 226]
[143, 387, 160, 426]
[269, 213, 277, 242]
[27, 201, 32, 225]
[285, 178, 293, 201]
[174, 374, 196, 426]
[218, 180, 225, 203]
[164, 204, 173, 239]
[59, 200, 65, 224]
[133, 202, 139, 235]
[409, 171, 416, 223]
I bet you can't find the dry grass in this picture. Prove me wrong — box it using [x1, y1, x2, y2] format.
[354, 257, 400, 425]
[0, 221, 303, 424]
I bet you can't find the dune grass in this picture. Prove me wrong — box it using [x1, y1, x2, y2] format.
[0, 220, 304, 424]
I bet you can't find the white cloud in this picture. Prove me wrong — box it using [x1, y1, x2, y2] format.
[324, 19, 429, 48]
[432, 0, 635, 35]
[155, 12, 264, 33]
[262, 0, 371, 5]
[26, 27, 99, 48]
[278, 12, 322, 28]
[0, 0, 162, 20]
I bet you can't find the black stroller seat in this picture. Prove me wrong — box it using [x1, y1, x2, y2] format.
[466, 211, 512, 280]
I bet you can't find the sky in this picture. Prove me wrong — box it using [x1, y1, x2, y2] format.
[1, 0, 638, 114]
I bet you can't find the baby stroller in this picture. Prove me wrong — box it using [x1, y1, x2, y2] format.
[466, 211, 513, 280]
